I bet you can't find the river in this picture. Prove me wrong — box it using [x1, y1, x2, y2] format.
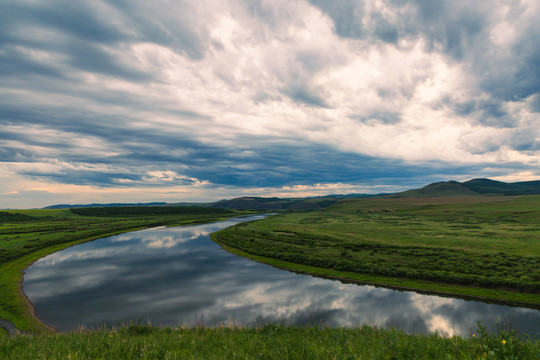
[23, 215, 540, 337]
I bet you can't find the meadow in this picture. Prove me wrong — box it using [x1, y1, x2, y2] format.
[1, 201, 539, 358]
[212, 195, 540, 307]
[1, 323, 539, 359]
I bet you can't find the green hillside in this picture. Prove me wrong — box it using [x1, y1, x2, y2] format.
[212, 196, 347, 210]
[389, 181, 477, 198]
[463, 178, 540, 195]
[390, 178, 540, 198]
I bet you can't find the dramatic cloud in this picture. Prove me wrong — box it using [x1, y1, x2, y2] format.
[1, 0, 539, 208]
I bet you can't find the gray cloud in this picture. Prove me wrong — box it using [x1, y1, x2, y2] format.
[530, 95, 540, 113]
[0, 46, 64, 79]
[445, 98, 516, 128]
[310, 0, 539, 126]
[477, 30, 540, 103]
[1, 0, 539, 207]
[409, 0, 486, 60]
[0, 2, 145, 83]
[350, 111, 402, 125]
[0, 0, 208, 85]
[308, 0, 367, 39]
[6, 2, 124, 44]
[1, 93, 481, 190]
[64, 41, 151, 82]
[285, 87, 330, 108]
[372, 14, 398, 44]
[508, 130, 540, 153]
[310, 0, 486, 55]
[106, 0, 210, 60]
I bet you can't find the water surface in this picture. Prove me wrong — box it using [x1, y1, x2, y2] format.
[23, 215, 540, 337]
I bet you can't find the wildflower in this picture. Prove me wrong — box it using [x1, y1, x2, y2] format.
[501, 339, 506, 344]
[472, 334, 475, 338]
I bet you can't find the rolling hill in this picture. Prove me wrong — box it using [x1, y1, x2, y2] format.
[389, 178, 540, 198]
[463, 178, 540, 195]
[43, 202, 168, 209]
[211, 195, 375, 210]
[40, 178, 540, 210]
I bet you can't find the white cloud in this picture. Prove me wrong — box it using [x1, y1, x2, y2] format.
[1, 0, 539, 207]
[489, 170, 540, 183]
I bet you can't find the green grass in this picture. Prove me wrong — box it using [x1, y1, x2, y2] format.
[212, 195, 540, 307]
[1, 204, 539, 358]
[1, 323, 538, 359]
[2, 209, 77, 218]
[0, 207, 235, 333]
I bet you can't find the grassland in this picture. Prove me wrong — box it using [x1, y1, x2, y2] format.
[212, 195, 540, 307]
[1, 202, 539, 358]
[1, 323, 538, 359]
[0, 207, 234, 333]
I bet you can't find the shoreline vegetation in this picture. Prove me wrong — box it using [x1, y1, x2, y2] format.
[212, 240, 540, 309]
[212, 195, 540, 308]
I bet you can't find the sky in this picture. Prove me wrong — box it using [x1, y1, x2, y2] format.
[1, 0, 540, 209]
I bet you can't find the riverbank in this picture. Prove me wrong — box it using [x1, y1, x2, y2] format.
[213, 240, 540, 309]
[0, 227, 160, 334]
[211, 195, 540, 308]
[0, 319, 18, 336]
[0, 207, 237, 333]
[1, 324, 538, 359]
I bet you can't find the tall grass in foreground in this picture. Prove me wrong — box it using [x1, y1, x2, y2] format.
[1, 324, 538, 360]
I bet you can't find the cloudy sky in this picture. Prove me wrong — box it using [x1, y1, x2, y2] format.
[1, 0, 540, 208]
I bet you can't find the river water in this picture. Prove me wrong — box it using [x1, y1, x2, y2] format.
[23, 215, 540, 337]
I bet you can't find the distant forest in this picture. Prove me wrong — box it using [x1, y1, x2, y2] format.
[70, 206, 233, 217]
[0, 211, 36, 222]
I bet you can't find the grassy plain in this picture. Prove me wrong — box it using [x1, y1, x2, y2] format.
[1, 323, 538, 359]
[0, 207, 234, 332]
[1, 203, 539, 358]
[212, 195, 540, 307]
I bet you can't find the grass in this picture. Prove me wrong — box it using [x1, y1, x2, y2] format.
[212, 195, 540, 307]
[0, 207, 235, 333]
[1, 203, 539, 358]
[1, 323, 538, 359]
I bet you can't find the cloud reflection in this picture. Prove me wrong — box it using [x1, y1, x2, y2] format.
[23, 216, 540, 337]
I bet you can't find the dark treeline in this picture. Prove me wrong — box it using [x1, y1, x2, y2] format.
[70, 206, 232, 217]
[0, 211, 36, 223]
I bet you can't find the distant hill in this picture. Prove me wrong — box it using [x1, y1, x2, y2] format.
[42, 178, 540, 210]
[43, 195, 378, 211]
[212, 194, 379, 211]
[462, 178, 540, 195]
[389, 181, 477, 198]
[69, 206, 232, 217]
[43, 202, 168, 209]
[389, 178, 540, 198]
[212, 196, 334, 210]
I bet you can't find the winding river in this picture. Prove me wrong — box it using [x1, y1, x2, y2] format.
[23, 215, 540, 337]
